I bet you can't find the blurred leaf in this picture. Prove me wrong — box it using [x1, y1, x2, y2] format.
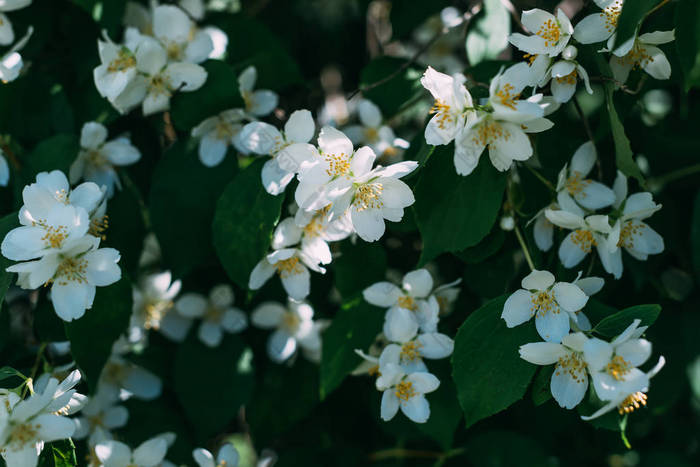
[593, 304, 661, 337]
[676, 0, 700, 91]
[415, 148, 506, 263]
[22, 134, 79, 182]
[603, 83, 645, 185]
[452, 295, 538, 427]
[454, 227, 505, 264]
[389, 0, 450, 39]
[173, 334, 254, 440]
[531, 366, 554, 406]
[614, 0, 658, 50]
[0, 213, 18, 304]
[212, 159, 284, 289]
[34, 296, 67, 343]
[333, 241, 387, 300]
[319, 301, 383, 399]
[0, 366, 25, 382]
[465, 430, 550, 467]
[359, 57, 424, 118]
[64, 277, 132, 392]
[170, 60, 244, 131]
[38, 439, 77, 467]
[466, 0, 510, 66]
[149, 140, 237, 278]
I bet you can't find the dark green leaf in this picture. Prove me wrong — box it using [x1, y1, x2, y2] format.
[389, 0, 450, 39]
[692, 189, 700, 281]
[170, 60, 244, 131]
[34, 296, 67, 342]
[583, 298, 618, 327]
[465, 430, 550, 467]
[173, 334, 254, 440]
[149, 140, 237, 278]
[466, 0, 511, 66]
[212, 159, 284, 289]
[603, 82, 645, 185]
[452, 295, 539, 427]
[415, 148, 507, 263]
[593, 304, 661, 337]
[454, 227, 505, 264]
[22, 134, 79, 183]
[531, 366, 554, 406]
[359, 57, 424, 118]
[102, 179, 146, 277]
[415, 361, 462, 450]
[332, 241, 387, 300]
[38, 439, 77, 467]
[614, 0, 658, 49]
[319, 301, 384, 399]
[0, 366, 25, 382]
[676, 0, 700, 91]
[64, 277, 132, 392]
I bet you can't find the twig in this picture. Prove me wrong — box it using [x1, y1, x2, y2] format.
[590, 75, 646, 95]
[645, 0, 671, 19]
[501, 0, 525, 32]
[649, 163, 700, 189]
[514, 223, 535, 271]
[1, 143, 21, 170]
[21, 342, 46, 398]
[524, 164, 556, 192]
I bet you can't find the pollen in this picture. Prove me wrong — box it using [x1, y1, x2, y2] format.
[565, 172, 591, 195]
[7, 423, 38, 448]
[606, 355, 631, 381]
[473, 120, 509, 147]
[429, 99, 454, 130]
[364, 127, 379, 142]
[282, 311, 301, 331]
[494, 83, 520, 110]
[394, 380, 416, 402]
[107, 49, 136, 73]
[555, 353, 587, 383]
[618, 221, 642, 249]
[354, 183, 383, 211]
[523, 53, 538, 65]
[274, 256, 303, 278]
[400, 341, 423, 362]
[530, 291, 559, 318]
[89, 215, 109, 241]
[601, 1, 622, 33]
[42, 225, 68, 249]
[536, 18, 561, 47]
[571, 229, 596, 253]
[166, 42, 183, 61]
[148, 74, 172, 97]
[618, 391, 647, 414]
[204, 305, 224, 322]
[555, 70, 578, 86]
[143, 300, 174, 330]
[52, 257, 88, 286]
[397, 295, 417, 311]
[215, 120, 235, 140]
[303, 218, 323, 238]
[325, 153, 351, 177]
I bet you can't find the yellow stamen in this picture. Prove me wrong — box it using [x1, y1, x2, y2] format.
[606, 355, 631, 381]
[274, 256, 303, 278]
[530, 291, 559, 318]
[618, 391, 647, 414]
[565, 172, 591, 196]
[354, 183, 383, 211]
[400, 341, 423, 362]
[325, 153, 351, 177]
[394, 380, 416, 402]
[536, 18, 561, 47]
[571, 229, 596, 253]
[555, 352, 587, 383]
[429, 99, 454, 130]
[397, 295, 417, 311]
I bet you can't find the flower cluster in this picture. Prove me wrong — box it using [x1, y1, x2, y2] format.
[355, 269, 460, 423]
[1, 170, 121, 321]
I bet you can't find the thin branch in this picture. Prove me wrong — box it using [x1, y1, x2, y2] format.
[649, 163, 700, 189]
[514, 223, 536, 271]
[524, 164, 556, 192]
[500, 0, 525, 32]
[590, 75, 647, 95]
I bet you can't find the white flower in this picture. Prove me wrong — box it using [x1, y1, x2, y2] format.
[608, 30, 674, 85]
[98, 355, 162, 402]
[556, 142, 615, 210]
[0, 0, 32, 46]
[0, 24, 32, 83]
[248, 248, 324, 300]
[378, 332, 453, 374]
[238, 66, 278, 117]
[376, 367, 440, 423]
[238, 109, 318, 195]
[193, 443, 239, 467]
[191, 109, 250, 167]
[95, 434, 171, 467]
[296, 127, 417, 241]
[110, 37, 207, 115]
[537, 46, 594, 104]
[364, 269, 436, 342]
[174, 284, 247, 347]
[0, 372, 80, 467]
[519, 332, 589, 409]
[73, 389, 128, 441]
[130, 271, 185, 343]
[151, 5, 213, 64]
[533, 207, 555, 252]
[454, 64, 546, 175]
[573, 0, 623, 45]
[70, 122, 142, 197]
[93, 33, 139, 101]
[343, 99, 400, 158]
[352, 347, 381, 376]
[420, 66, 474, 146]
[430, 278, 461, 316]
[251, 299, 325, 363]
[581, 319, 665, 420]
[501, 269, 589, 343]
[508, 9, 574, 57]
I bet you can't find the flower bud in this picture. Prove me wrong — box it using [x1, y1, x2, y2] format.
[562, 45, 578, 61]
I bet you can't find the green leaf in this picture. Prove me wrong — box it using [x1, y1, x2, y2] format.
[0, 213, 19, 304]
[173, 334, 254, 440]
[332, 241, 387, 300]
[359, 57, 424, 118]
[212, 159, 284, 289]
[319, 301, 384, 399]
[452, 295, 539, 427]
[692, 189, 700, 281]
[454, 227, 505, 264]
[466, 0, 511, 66]
[465, 430, 550, 467]
[603, 82, 645, 185]
[676, 0, 700, 91]
[170, 60, 244, 131]
[22, 134, 79, 182]
[102, 179, 146, 277]
[389, 0, 450, 39]
[0, 366, 25, 382]
[149, 140, 237, 278]
[593, 304, 661, 337]
[34, 296, 67, 343]
[614, 0, 658, 50]
[583, 298, 618, 327]
[531, 366, 554, 406]
[64, 277, 132, 392]
[38, 439, 77, 467]
[415, 361, 462, 450]
[414, 147, 507, 263]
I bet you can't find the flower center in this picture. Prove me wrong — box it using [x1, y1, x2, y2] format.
[606, 355, 632, 381]
[215, 120, 235, 140]
[530, 291, 558, 318]
[89, 215, 109, 241]
[364, 127, 379, 142]
[353, 183, 384, 211]
[429, 99, 454, 130]
[618, 220, 643, 249]
[473, 120, 510, 148]
[565, 172, 591, 195]
[107, 49, 136, 73]
[536, 18, 561, 47]
[143, 300, 174, 330]
[41, 224, 68, 249]
[166, 42, 183, 61]
[601, 1, 622, 32]
[282, 311, 301, 332]
[555, 70, 578, 85]
[555, 352, 587, 383]
[204, 305, 223, 322]
[394, 380, 416, 402]
[303, 218, 323, 238]
[397, 295, 417, 311]
[619, 43, 655, 69]
[571, 229, 596, 253]
[86, 149, 108, 166]
[53, 256, 88, 286]
[400, 341, 423, 362]
[324, 153, 351, 177]
[274, 256, 303, 278]
[102, 362, 128, 383]
[148, 74, 171, 97]
[7, 422, 38, 448]
[618, 391, 647, 414]
[494, 83, 520, 110]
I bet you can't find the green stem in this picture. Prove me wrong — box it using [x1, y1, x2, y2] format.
[514, 224, 535, 271]
[524, 165, 556, 192]
[21, 342, 47, 398]
[649, 163, 700, 189]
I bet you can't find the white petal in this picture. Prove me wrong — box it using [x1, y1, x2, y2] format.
[616, 338, 652, 367]
[358, 99, 382, 127]
[248, 259, 275, 290]
[558, 232, 589, 268]
[85, 248, 122, 286]
[583, 338, 613, 372]
[552, 282, 588, 312]
[551, 363, 588, 409]
[80, 122, 108, 149]
[249, 90, 278, 116]
[380, 389, 400, 421]
[198, 135, 228, 167]
[641, 45, 671, 80]
[416, 333, 453, 359]
[351, 207, 385, 242]
[400, 394, 430, 423]
[501, 289, 533, 327]
[261, 158, 294, 196]
[166, 62, 207, 91]
[521, 269, 555, 290]
[198, 321, 223, 347]
[576, 181, 616, 210]
[519, 342, 567, 365]
[280, 266, 310, 300]
[267, 330, 297, 363]
[318, 126, 354, 158]
[133, 437, 168, 466]
[535, 307, 570, 343]
[96, 441, 132, 466]
[51, 282, 94, 322]
[383, 306, 418, 343]
[251, 302, 286, 328]
[221, 309, 248, 333]
[284, 109, 315, 143]
[362, 282, 401, 307]
[175, 293, 207, 318]
[402, 269, 433, 298]
[153, 5, 191, 43]
[573, 13, 612, 44]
